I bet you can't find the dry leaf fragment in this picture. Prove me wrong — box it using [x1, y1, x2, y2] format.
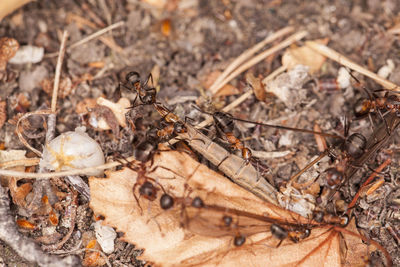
[16, 218, 36, 230]
[0, 0, 32, 21]
[246, 72, 266, 101]
[76, 98, 97, 114]
[0, 100, 7, 130]
[0, 37, 19, 71]
[282, 39, 329, 74]
[96, 97, 130, 128]
[204, 71, 239, 97]
[90, 150, 375, 267]
[263, 65, 309, 109]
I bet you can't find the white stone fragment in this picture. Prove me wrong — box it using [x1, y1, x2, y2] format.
[94, 220, 117, 254]
[40, 127, 105, 176]
[9, 45, 44, 64]
[337, 67, 351, 89]
[264, 65, 309, 109]
[377, 59, 395, 79]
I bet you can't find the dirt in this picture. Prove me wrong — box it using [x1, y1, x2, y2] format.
[0, 0, 400, 266]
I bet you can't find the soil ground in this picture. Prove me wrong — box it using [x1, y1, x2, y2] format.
[0, 0, 400, 266]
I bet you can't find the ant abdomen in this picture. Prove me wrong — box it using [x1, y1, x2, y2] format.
[270, 224, 288, 241]
[345, 133, 367, 158]
[160, 194, 174, 210]
[134, 140, 157, 163]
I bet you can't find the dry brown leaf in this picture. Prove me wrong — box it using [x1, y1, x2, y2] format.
[76, 98, 98, 114]
[0, 0, 31, 21]
[282, 39, 329, 74]
[89, 150, 379, 266]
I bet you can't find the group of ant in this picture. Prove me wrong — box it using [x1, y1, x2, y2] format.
[112, 70, 396, 264]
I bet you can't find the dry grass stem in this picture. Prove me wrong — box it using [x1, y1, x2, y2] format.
[306, 41, 400, 91]
[0, 158, 39, 169]
[212, 31, 307, 95]
[0, 157, 134, 179]
[51, 31, 68, 113]
[196, 65, 287, 129]
[46, 21, 125, 58]
[209, 26, 294, 94]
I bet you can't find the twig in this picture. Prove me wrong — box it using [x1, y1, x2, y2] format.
[209, 26, 294, 94]
[0, 157, 135, 179]
[45, 21, 125, 57]
[211, 31, 307, 95]
[346, 158, 392, 213]
[47, 31, 68, 143]
[0, 185, 80, 267]
[306, 41, 400, 91]
[0, 158, 39, 169]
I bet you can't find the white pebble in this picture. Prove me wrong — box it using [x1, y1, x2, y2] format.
[9, 45, 44, 64]
[94, 220, 117, 254]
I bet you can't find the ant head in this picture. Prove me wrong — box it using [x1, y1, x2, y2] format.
[125, 71, 141, 85]
[174, 122, 186, 134]
[233, 234, 246, 246]
[191, 196, 204, 208]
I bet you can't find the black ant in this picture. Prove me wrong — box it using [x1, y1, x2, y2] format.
[193, 106, 343, 179]
[120, 71, 158, 107]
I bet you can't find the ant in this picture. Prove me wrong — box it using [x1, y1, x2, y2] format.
[120, 71, 158, 107]
[115, 131, 185, 214]
[347, 70, 400, 134]
[193, 106, 343, 178]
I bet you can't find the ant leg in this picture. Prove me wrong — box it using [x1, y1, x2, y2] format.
[377, 109, 391, 135]
[143, 73, 154, 87]
[132, 183, 144, 215]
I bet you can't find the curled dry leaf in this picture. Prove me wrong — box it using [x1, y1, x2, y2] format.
[0, 37, 19, 71]
[282, 39, 329, 74]
[89, 150, 377, 267]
